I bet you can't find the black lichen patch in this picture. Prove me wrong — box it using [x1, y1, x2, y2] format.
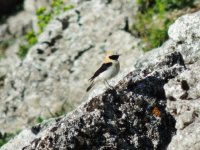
[127, 76, 166, 99]
[50, 127, 58, 132]
[0, 75, 6, 87]
[167, 95, 176, 101]
[37, 49, 44, 54]
[163, 52, 186, 68]
[180, 92, 188, 100]
[43, 73, 48, 78]
[23, 52, 185, 150]
[86, 97, 102, 112]
[181, 80, 189, 91]
[51, 48, 58, 53]
[31, 125, 41, 135]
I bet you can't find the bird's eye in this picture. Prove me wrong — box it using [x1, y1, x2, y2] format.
[109, 55, 119, 60]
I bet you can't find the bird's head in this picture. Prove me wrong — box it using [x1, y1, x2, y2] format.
[104, 51, 120, 63]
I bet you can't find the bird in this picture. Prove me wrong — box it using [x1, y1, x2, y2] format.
[86, 52, 120, 92]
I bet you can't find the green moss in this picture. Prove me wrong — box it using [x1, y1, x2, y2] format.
[0, 51, 5, 60]
[17, 44, 30, 59]
[18, 0, 75, 59]
[64, 5, 74, 11]
[0, 130, 21, 147]
[0, 39, 16, 59]
[35, 101, 74, 125]
[17, 30, 37, 59]
[36, 116, 44, 123]
[133, 0, 195, 51]
[53, 102, 74, 117]
[0, 133, 14, 147]
[156, 0, 195, 10]
[36, 7, 52, 33]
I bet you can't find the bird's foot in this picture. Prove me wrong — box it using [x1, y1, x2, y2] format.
[105, 80, 115, 91]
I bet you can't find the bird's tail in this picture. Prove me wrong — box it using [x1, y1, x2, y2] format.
[86, 82, 94, 92]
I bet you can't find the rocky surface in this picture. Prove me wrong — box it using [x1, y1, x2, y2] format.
[3, 9, 200, 150]
[136, 11, 200, 150]
[0, 0, 52, 81]
[2, 51, 184, 150]
[0, 0, 141, 133]
[1, 1, 200, 150]
[166, 11, 200, 150]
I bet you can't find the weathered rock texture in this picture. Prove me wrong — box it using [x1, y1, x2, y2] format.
[3, 9, 200, 150]
[2, 1, 200, 150]
[0, 0, 50, 83]
[166, 11, 200, 150]
[136, 11, 200, 150]
[0, 0, 141, 133]
[3, 51, 185, 150]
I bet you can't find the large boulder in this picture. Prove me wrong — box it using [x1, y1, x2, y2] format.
[2, 51, 184, 150]
[3, 9, 200, 149]
[135, 11, 200, 150]
[2, 1, 200, 150]
[0, 0, 141, 133]
[165, 11, 200, 150]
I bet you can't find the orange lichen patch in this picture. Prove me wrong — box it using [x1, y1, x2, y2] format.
[152, 107, 161, 117]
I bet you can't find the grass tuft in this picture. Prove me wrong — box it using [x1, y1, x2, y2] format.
[133, 0, 195, 51]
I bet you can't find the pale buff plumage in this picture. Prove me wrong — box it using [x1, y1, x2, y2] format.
[86, 52, 120, 92]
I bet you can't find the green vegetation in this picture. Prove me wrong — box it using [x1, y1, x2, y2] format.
[18, 0, 74, 59]
[0, 51, 5, 60]
[52, 103, 74, 117]
[36, 102, 74, 123]
[36, 116, 44, 123]
[17, 30, 37, 58]
[0, 39, 16, 59]
[0, 41, 12, 51]
[0, 130, 21, 147]
[133, 0, 195, 51]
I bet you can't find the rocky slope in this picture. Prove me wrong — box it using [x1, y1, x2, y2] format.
[2, 9, 200, 150]
[0, 0, 142, 133]
[4, 51, 183, 150]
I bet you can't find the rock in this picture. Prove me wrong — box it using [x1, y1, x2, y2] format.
[167, 119, 200, 150]
[165, 12, 200, 150]
[2, 1, 200, 150]
[136, 11, 200, 150]
[0, 0, 141, 133]
[24, 0, 51, 12]
[2, 51, 184, 150]
[7, 11, 32, 36]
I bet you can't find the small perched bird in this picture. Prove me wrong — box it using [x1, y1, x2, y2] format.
[86, 52, 120, 92]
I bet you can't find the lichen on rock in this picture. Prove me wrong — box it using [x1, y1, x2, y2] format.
[3, 51, 186, 150]
[1, 1, 200, 150]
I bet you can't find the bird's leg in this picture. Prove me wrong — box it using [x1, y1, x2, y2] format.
[104, 80, 108, 89]
[105, 80, 114, 90]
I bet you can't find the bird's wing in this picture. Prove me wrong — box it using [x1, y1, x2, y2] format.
[89, 62, 112, 81]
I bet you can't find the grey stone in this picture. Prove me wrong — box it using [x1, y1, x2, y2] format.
[2, 1, 200, 150]
[0, 0, 141, 133]
[7, 11, 32, 37]
[2, 51, 183, 150]
[136, 11, 200, 150]
[24, 0, 51, 12]
[165, 12, 200, 150]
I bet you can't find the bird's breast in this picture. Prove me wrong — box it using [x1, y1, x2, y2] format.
[98, 62, 119, 80]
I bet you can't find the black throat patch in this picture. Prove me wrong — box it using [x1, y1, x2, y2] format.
[109, 55, 119, 60]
